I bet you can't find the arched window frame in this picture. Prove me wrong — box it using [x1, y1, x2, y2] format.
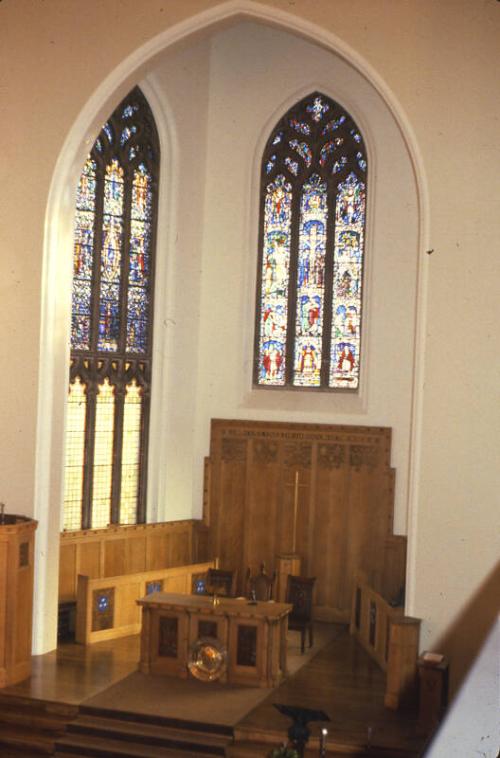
[253, 92, 368, 390]
[64, 87, 160, 531]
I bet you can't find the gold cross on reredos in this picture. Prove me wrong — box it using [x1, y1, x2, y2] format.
[284, 470, 309, 553]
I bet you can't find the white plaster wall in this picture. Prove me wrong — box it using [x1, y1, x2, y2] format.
[174, 21, 420, 532]
[145, 39, 213, 522]
[0, 4, 498, 725]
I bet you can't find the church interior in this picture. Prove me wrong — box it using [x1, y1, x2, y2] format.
[0, 1, 499, 756]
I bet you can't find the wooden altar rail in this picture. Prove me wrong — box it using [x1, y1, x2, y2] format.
[59, 520, 202, 603]
[350, 573, 421, 710]
[76, 560, 217, 645]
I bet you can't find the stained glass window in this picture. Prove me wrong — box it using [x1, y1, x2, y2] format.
[255, 92, 367, 390]
[63, 88, 159, 530]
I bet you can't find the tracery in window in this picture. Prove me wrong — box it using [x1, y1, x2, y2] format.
[255, 93, 367, 390]
[63, 87, 159, 530]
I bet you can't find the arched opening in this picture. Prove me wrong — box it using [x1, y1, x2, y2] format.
[35, 2, 426, 654]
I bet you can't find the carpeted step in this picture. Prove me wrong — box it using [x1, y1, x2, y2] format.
[54, 705, 235, 757]
[55, 730, 223, 757]
[66, 713, 231, 752]
[0, 695, 78, 756]
[79, 703, 234, 737]
[0, 724, 57, 755]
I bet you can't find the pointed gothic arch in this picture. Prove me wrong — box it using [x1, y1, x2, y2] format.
[254, 92, 367, 390]
[64, 87, 160, 531]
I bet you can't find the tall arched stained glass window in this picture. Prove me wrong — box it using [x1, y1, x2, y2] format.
[254, 93, 367, 390]
[63, 87, 159, 531]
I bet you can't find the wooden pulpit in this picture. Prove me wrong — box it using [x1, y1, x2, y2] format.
[0, 512, 37, 687]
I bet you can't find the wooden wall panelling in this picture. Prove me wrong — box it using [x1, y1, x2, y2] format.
[244, 438, 281, 579]
[380, 534, 407, 603]
[78, 540, 102, 583]
[209, 436, 247, 587]
[60, 521, 198, 603]
[168, 527, 191, 566]
[0, 541, 6, 674]
[206, 420, 403, 623]
[59, 543, 78, 603]
[126, 534, 148, 574]
[145, 532, 170, 570]
[104, 538, 127, 577]
[311, 445, 350, 620]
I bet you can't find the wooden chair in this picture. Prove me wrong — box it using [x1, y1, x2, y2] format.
[206, 568, 237, 597]
[245, 563, 276, 601]
[285, 575, 316, 654]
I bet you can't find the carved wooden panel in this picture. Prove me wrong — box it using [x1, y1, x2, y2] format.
[206, 419, 403, 622]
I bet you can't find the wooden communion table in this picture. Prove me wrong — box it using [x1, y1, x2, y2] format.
[137, 592, 292, 687]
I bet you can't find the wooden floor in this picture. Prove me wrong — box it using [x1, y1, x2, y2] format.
[1, 625, 429, 756]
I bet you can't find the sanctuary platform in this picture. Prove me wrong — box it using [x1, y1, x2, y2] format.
[0, 623, 429, 757]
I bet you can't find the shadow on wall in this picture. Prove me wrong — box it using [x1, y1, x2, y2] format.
[435, 559, 500, 696]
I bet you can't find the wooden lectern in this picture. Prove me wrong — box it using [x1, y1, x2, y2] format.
[0, 511, 37, 687]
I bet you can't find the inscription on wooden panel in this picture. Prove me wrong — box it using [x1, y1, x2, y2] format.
[221, 438, 247, 462]
[317, 443, 345, 469]
[350, 445, 379, 469]
[253, 440, 278, 464]
[283, 442, 312, 468]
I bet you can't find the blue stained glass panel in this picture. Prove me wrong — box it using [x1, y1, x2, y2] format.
[332, 156, 348, 174]
[266, 154, 277, 174]
[322, 115, 346, 135]
[103, 122, 113, 145]
[98, 282, 120, 351]
[131, 165, 151, 221]
[126, 167, 153, 354]
[122, 103, 139, 119]
[120, 125, 137, 145]
[289, 119, 310, 135]
[289, 140, 312, 166]
[258, 175, 292, 385]
[330, 173, 365, 388]
[306, 96, 329, 122]
[97, 594, 110, 612]
[129, 221, 149, 287]
[101, 216, 123, 283]
[126, 287, 149, 353]
[293, 175, 328, 387]
[71, 315, 91, 351]
[76, 159, 96, 211]
[104, 160, 124, 217]
[357, 152, 367, 172]
[320, 141, 336, 166]
[284, 157, 299, 176]
[71, 162, 96, 350]
[256, 92, 367, 392]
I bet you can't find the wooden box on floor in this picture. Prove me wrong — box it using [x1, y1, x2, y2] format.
[0, 515, 37, 687]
